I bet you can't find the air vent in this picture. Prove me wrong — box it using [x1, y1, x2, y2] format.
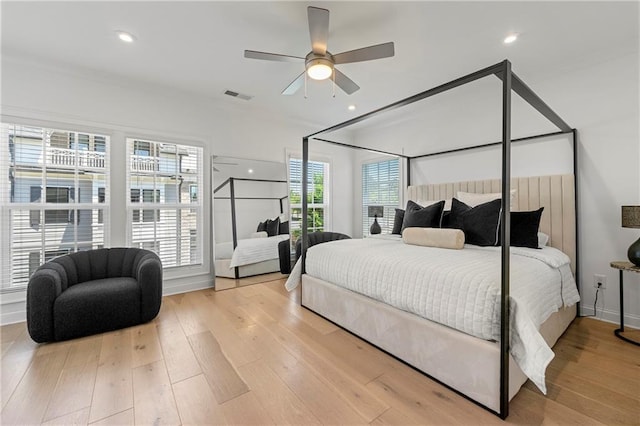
[223, 90, 253, 101]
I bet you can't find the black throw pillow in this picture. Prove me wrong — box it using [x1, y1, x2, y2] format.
[265, 217, 280, 237]
[401, 200, 445, 232]
[460, 198, 502, 246]
[391, 208, 405, 235]
[447, 198, 470, 230]
[279, 220, 290, 235]
[441, 210, 451, 228]
[256, 221, 267, 233]
[506, 207, 544, 249]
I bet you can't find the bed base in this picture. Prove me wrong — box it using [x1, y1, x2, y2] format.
[214, 258, 280, 279]
[301, 274, 576, 414]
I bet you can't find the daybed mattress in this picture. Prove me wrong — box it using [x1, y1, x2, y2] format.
[215, 234, 289, 268]
[300, 235, 580, 393]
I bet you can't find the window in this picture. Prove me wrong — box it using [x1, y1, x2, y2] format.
[127, 138, 202, 268]
[0, 123, 109, 292]
[362, 158, 400, 235]
[130, 188, 160, 222]
[30, 186, 75, 224]
[288, 157, 330, 244]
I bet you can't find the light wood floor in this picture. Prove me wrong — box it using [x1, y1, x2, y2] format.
[1, 275, 639, 425]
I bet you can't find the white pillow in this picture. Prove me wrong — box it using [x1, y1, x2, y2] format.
[250, 231, 268, 239]
[416, 198, 452, 211]
[538, 232, 549, 247]
[456, 189, 517, 208]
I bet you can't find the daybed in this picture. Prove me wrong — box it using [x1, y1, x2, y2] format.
[296, 60, 579, 418]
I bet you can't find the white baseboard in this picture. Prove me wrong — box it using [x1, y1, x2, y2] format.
[0, 277, 215, 326]
[162, 277, 214, 296]
[580, 305, 640, 329]
[1, 310, 27, 326]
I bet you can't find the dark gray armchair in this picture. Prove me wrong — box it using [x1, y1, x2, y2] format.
[27, 248, 162, 343]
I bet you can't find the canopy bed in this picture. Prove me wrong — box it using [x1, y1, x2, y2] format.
[297, 60, 579, 419]
[213, 176, 289, 279]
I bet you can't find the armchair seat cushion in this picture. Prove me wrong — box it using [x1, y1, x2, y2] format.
[54, 277, 140, 341]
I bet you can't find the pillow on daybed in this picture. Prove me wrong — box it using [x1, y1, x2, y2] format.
[538, 232, 549, 247]
[257, 221, 267, 233]
[401, 200, 445, 232]
[402, 227, 465, 250]
[457, 189, 517, 209]
[416, 198, 453, 211]
[448, 198, 502, 246]
[265, 217, 280, 237]
[279, 220, 289, 235]
[251, 231, 268, 238]
[502, 207, 544, 249]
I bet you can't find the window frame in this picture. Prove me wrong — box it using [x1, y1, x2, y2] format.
[287, 152, 331, 244]
[1, 123, 110, 293]
[126, 137, 203, 269]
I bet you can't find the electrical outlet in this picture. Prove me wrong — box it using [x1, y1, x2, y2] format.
[594, 274, 607, 289]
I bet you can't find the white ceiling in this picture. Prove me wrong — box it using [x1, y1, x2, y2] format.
[1, 1, 638, 129]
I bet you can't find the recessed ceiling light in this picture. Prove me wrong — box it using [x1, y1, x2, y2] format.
[248, 169, 254, 174]
[116, 31, 136, 43]
[348, 105, 356, 111]
[503, 33, 518, 44]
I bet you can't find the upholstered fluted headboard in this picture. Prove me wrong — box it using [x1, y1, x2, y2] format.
[407, 174, 576, 273]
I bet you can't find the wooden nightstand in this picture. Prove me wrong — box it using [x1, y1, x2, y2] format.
[610, 261, 640, 346]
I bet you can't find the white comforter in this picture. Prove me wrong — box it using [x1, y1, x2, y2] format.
[287, 236, 580, 393]
[216, 234, 289, 268]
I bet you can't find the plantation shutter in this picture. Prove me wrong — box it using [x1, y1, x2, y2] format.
[362, 158, 400, 235]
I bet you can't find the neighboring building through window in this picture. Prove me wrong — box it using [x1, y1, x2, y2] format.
[362, 158, 400, 235]
[126, 138, 203, 268]
[288, 157, 330, 244]
[0, 123, 109, 292]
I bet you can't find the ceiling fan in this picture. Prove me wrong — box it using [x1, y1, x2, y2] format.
[244, 6, 395, 96]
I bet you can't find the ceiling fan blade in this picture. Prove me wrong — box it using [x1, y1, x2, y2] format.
[308, 6, 329, 55]
[333, 69, 360, 95]
[244, 50, 305, 63]
[282, 71, 306, 95]
[333, 42, 395, 64]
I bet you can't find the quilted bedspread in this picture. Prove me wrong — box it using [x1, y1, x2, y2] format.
[293, 236, 580, 393]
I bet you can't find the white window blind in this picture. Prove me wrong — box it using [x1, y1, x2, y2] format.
[0, 123, 109, 292]
[362, 158, 400, 235]
[126, 138, 203, 268]
[289, 157, 330, 244]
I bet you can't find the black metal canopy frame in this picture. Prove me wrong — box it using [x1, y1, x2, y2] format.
[214, 177, 288, 279]
[300, 59, 579, 419]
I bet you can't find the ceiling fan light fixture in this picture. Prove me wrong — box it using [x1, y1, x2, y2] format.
[116, 30, 136, 43]
[306, 58, 333, 80]
[503, 33, 518, 44]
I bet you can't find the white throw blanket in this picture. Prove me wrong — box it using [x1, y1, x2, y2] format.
[286, 237, 580, 394]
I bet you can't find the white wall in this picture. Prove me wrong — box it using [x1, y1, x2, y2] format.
[0, 56, 354, 324]
[350, 53, 640, 328]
